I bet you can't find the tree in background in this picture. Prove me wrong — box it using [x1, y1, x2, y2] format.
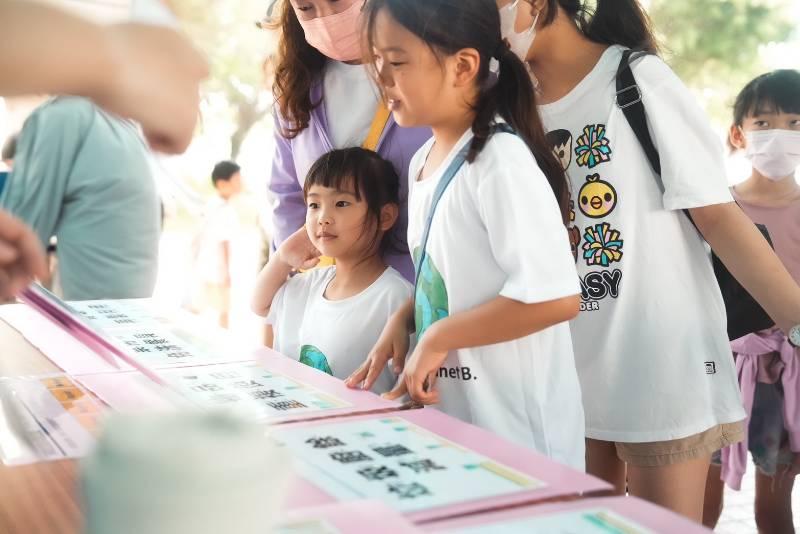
[649, 0, 795, 125]
[168, 0, 797, 152]
[171, 0, 276, 159]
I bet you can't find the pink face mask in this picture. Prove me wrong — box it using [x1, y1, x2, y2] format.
[296, 0, 364, 62]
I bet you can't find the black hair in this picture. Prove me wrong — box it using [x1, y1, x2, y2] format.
[364, 0, 570, 223]
[211, 160, 241, 187]
[304, 147, 403, 257]
[2, 134, 18, 161]
[543, 0, 659, 54]
[733, 70, 800, 126]
[546, 129, 571, 147]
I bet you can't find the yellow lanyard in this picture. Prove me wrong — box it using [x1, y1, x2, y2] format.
[361, 102, 391, 150]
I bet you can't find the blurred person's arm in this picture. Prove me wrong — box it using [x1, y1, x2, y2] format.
[0, 1, 208, 154]
[267, 112, 306, 248]
[221, 241, 231, 287]
[0, 209, 46, 301]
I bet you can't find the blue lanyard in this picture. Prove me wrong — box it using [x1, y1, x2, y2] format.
[414, 124, 515, 293]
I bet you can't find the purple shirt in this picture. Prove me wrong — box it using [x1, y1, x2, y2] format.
[268, 81, 431, 281]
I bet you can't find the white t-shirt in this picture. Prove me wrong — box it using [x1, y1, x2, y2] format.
[267, 266, 412, 394]
[539, 45, 746, 442]
[323, 60, 380, 149]
[407, 125, 585, 470]
[195, 197, 238, 284]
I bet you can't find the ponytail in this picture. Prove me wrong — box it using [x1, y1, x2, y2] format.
[469, 45, 571, 225]
[546, 0, 659, 53]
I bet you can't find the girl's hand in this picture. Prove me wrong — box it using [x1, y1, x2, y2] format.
[276, 228, 321, 270]
[346, 313, 411, 391]
[389, 332, 447, 405]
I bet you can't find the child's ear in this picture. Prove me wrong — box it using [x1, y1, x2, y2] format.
[379, 203, 399, 231]
[451, 48, 481, 88]
[729, 124, 746, 151]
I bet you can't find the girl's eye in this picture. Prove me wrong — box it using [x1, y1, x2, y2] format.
[308, 202, 319, 209]
[753, 120, 769, 128]
[336, 201, 350, 207]
[790, 119, 800, 128]
[389, 62, 405, 67]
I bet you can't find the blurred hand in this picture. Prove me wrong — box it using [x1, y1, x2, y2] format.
[93, 23, 209, 154]
[0, 210, 47, 300]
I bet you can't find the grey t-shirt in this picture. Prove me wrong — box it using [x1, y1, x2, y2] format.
[0, 97, 159, 300]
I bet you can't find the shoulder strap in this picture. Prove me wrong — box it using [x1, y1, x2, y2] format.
[616, 50, 662, 177]
[362, 103, 392, 151]
[414, 123, 515, 286]
[616, 50, 705, 230]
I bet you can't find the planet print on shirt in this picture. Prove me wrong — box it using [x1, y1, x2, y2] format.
[578, 174, 617, 219]
[575, 124, 612, 168]
[299, 345, 333, 375]
[413, 248, 449, 340]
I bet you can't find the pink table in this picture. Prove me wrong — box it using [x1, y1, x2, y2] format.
[277, 501, 421, 533]
[427, 496, 712, 532]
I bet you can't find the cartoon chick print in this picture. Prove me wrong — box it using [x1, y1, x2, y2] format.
[578, 174, 617, 219]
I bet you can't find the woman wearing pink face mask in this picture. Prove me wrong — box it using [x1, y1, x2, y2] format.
[264, 0, 430, 284]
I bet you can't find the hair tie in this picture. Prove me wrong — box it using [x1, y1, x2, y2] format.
[488, 39, 509, 77]
[492, 39, 510, 60]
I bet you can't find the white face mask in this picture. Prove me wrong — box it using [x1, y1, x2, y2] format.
[499, 1, 538, 62]
[744, 129, 800, 181]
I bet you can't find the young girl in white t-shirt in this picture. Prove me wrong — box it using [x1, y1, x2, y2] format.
[252, 148, 412, 394]
[496, 0, 800, 521]
[345, 0, 586, 470]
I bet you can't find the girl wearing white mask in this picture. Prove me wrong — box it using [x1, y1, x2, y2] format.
[495, 0, 800, 522]
[264, 0, 429, 284]
[704, 70, 800, 533]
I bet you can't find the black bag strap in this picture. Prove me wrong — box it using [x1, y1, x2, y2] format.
[616, 50, 701, 231]
[616, 50, 662, 177]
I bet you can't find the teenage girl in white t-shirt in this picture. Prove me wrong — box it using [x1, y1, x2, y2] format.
[497, 0, 800, 521]
[252, 148, 412, 394]
[345, 0, 587, 470]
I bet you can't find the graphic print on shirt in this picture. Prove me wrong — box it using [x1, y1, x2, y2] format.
[578, 174, 617, 219]
[579, 269, 623, 312]
[582, 223, 624, 267]
[546, 129, 573, 170]
[413, 247, 449, 341]
[548, 129, 580, 262]
[300, 345, 334, 375]
[567, 199, 581, 262]
[575, 124, 612, 168]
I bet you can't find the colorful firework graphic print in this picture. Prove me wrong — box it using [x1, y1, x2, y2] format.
[582, 223, 624, 267]
[575, 124, 612, 168]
